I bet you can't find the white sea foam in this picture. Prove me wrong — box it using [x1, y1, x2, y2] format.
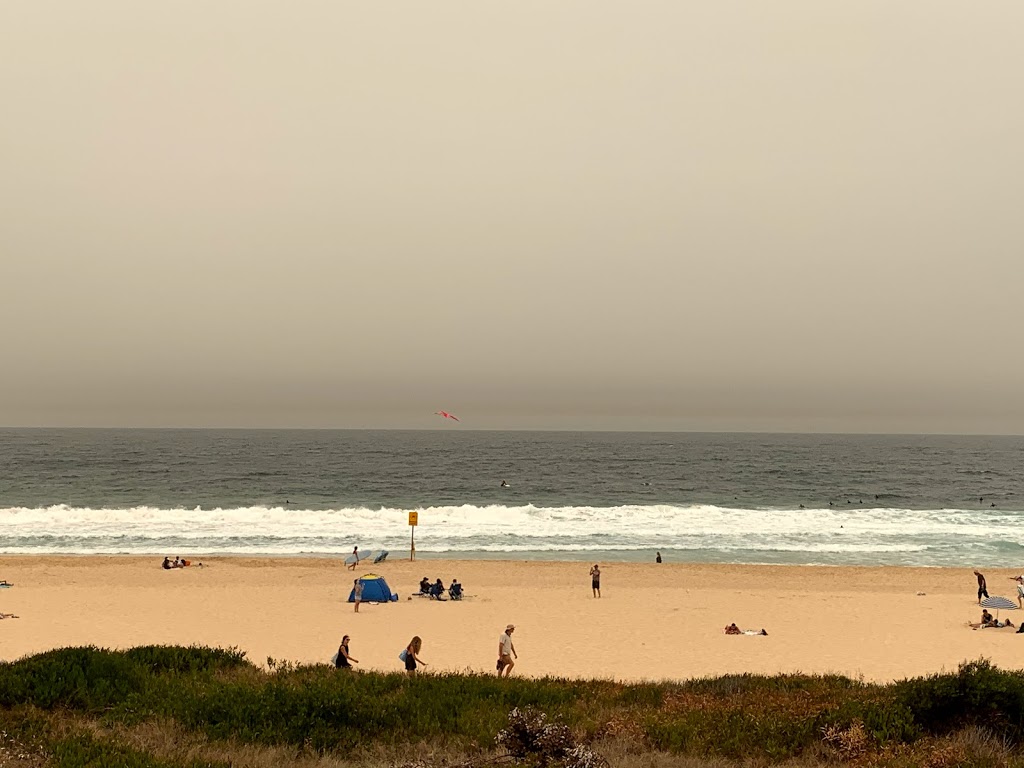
[1, 504, 1022, 564]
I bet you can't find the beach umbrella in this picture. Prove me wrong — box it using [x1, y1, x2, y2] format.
[981, 595, 1018, 619]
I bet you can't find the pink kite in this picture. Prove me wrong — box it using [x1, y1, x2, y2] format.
[435, 411, 460, 422]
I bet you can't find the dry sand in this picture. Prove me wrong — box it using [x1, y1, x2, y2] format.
[1, 557, 1021, 682]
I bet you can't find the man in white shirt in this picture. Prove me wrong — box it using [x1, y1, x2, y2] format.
[497, 624, 517, 677]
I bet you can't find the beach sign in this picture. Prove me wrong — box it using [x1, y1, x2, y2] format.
[408, 510, 418, 561]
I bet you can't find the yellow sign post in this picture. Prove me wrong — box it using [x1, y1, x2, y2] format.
[409, 511, 418, 560]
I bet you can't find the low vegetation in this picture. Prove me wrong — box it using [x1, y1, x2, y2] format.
[2, 647, 1024, 766]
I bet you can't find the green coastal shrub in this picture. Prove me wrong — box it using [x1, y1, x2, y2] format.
[0, 646, 147, 710]
[124, 645, 250, 675]
[894, 659, 1024, 743]
[4, 647, 1024, 765]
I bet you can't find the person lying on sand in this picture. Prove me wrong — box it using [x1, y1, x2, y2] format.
[0, 613, 19, 619]
[967, 609, 1014, 629]
[724, 623, 767, 635]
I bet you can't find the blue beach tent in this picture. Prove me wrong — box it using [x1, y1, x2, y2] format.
[348, 573, 398, 602]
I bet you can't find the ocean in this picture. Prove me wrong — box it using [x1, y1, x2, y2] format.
[1, 429, 1022, 566]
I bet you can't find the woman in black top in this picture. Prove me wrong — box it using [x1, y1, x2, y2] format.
[336, 635, 358, 668]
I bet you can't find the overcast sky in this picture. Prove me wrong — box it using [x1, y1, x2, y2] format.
[2, 1, 1022, 432]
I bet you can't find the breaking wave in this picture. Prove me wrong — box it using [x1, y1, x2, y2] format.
[2, 504, 1022, 566]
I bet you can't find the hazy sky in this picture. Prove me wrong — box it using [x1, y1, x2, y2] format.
[2, 2, 1022, 432]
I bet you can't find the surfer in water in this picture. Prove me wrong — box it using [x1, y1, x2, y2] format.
[500, 480, 509, 488]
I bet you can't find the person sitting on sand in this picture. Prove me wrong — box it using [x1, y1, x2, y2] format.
[419, 577, 431, 595]
[162, 557, 172, 570]
[968, 609, 1001, 629]
[449, 579, 463, 600]
[429, 579, 446, 600]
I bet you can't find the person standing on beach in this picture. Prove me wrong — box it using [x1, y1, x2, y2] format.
[404, 636, 427, 676]
[353, 578, 363, 612]
[1011, 575, 1024, 609]
[497, 624, 517, 677]
[974, 571, 988, 604]
[590, 564, 601, 598]
[656, 552, 662, 564]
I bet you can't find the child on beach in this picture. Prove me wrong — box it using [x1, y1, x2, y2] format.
[353, 579, 364, 612]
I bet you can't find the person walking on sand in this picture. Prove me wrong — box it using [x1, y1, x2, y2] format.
[497, 624, 517, 677]
[1011, 575, 1024, 608]
[348, 546, 359, 570]
[656, 551, 662, 564]
[335, 635, 358, 669]
[404, 636, 427, 677]
[590, 564, 601, 598]
[974, 570, 989, 604]
[353, 578, 364, 612]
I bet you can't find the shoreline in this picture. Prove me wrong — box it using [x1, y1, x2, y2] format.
[2, 556, 1021, 682]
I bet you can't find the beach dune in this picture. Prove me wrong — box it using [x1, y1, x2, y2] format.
[0, 557, 1020, 682]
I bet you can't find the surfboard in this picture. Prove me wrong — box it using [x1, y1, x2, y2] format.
[344, 550, 375, 565]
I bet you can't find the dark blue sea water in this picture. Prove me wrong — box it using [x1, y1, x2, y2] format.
[1, 429, 1022, 565]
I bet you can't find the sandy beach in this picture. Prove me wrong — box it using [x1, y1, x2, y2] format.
[0, 557, 1021, 682]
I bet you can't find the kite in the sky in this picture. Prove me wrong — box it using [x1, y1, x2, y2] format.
[435, 411, 460, 422]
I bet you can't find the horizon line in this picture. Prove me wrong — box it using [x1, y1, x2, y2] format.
[1, 425, 1022, 438]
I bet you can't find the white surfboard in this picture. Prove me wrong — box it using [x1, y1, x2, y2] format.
[344, 550, 375, 565]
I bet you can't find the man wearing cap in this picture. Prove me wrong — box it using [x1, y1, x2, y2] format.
[497, 624, 517, 677]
